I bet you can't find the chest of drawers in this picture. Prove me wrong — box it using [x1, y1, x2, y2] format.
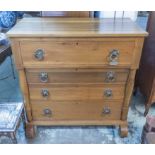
[7, 18, 147, 138]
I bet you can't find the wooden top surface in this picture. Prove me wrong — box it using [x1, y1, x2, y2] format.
[7, 18, 148, 38]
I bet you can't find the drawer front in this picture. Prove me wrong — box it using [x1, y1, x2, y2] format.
[31, 100, 122, 121]
[29, 84, 125, 101]
[26, 68, 129, 84]
[20, 40, 135, 67]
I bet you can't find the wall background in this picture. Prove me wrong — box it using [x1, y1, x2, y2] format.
[99, 11, 138, 21]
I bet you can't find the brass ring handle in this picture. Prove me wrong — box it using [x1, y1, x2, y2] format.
[104, 89, 113, 97]
[43, 109, 52, 116]
[102, 107, 111, 114]
[41, 89, 49, 97]
[34, 49, 44, 61]
[39, 72, 48, 82]
[106, 71, 116, 82]
[108, 49, 119, 65]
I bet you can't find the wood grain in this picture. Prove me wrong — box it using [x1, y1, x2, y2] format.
[41, 11, 91, 17]
[31, 120, 127, 126]
[18, 70, 32, 121]
[20, 39, 135, 68]
[26, 68, 129, 84]
[131, 38, 145, 69]
[119, 123, 128, 137]
[10, 40, 23, 69]
[121, 70, 136, 120]
[31, 100, 123, 121]
[7, 18, 148, 38]
[29, 84, 125, 101]
[7, 17, 147, 137]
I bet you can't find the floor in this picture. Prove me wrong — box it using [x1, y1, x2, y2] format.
[1, 16, 155, 144]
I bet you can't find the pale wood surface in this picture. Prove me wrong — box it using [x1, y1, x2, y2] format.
[41, 11, 91, 17]
[18, 70, 32, 121]
[7, 18, 148, 37]
[11, 40, 23, 69]
[31, 100, 122, 121]
[8, 17, 147, 137]
[131, 38, 145, 69]
[29, 84, 125, 101]
[119, 123, 128, 137]
[19, 39, 135, 68]
[26, 68, 129, 84]
[31, 120, 127, 126]
[121, 70, 136, 120]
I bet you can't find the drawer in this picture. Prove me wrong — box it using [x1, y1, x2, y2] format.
[31, 100, 123, 121]
[29, 84, 125, 101]
[26, 68, 129, 84]
[20, 40, 135, 67]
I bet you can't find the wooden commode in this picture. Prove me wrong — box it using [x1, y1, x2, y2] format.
[7, 18, 147, 138]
